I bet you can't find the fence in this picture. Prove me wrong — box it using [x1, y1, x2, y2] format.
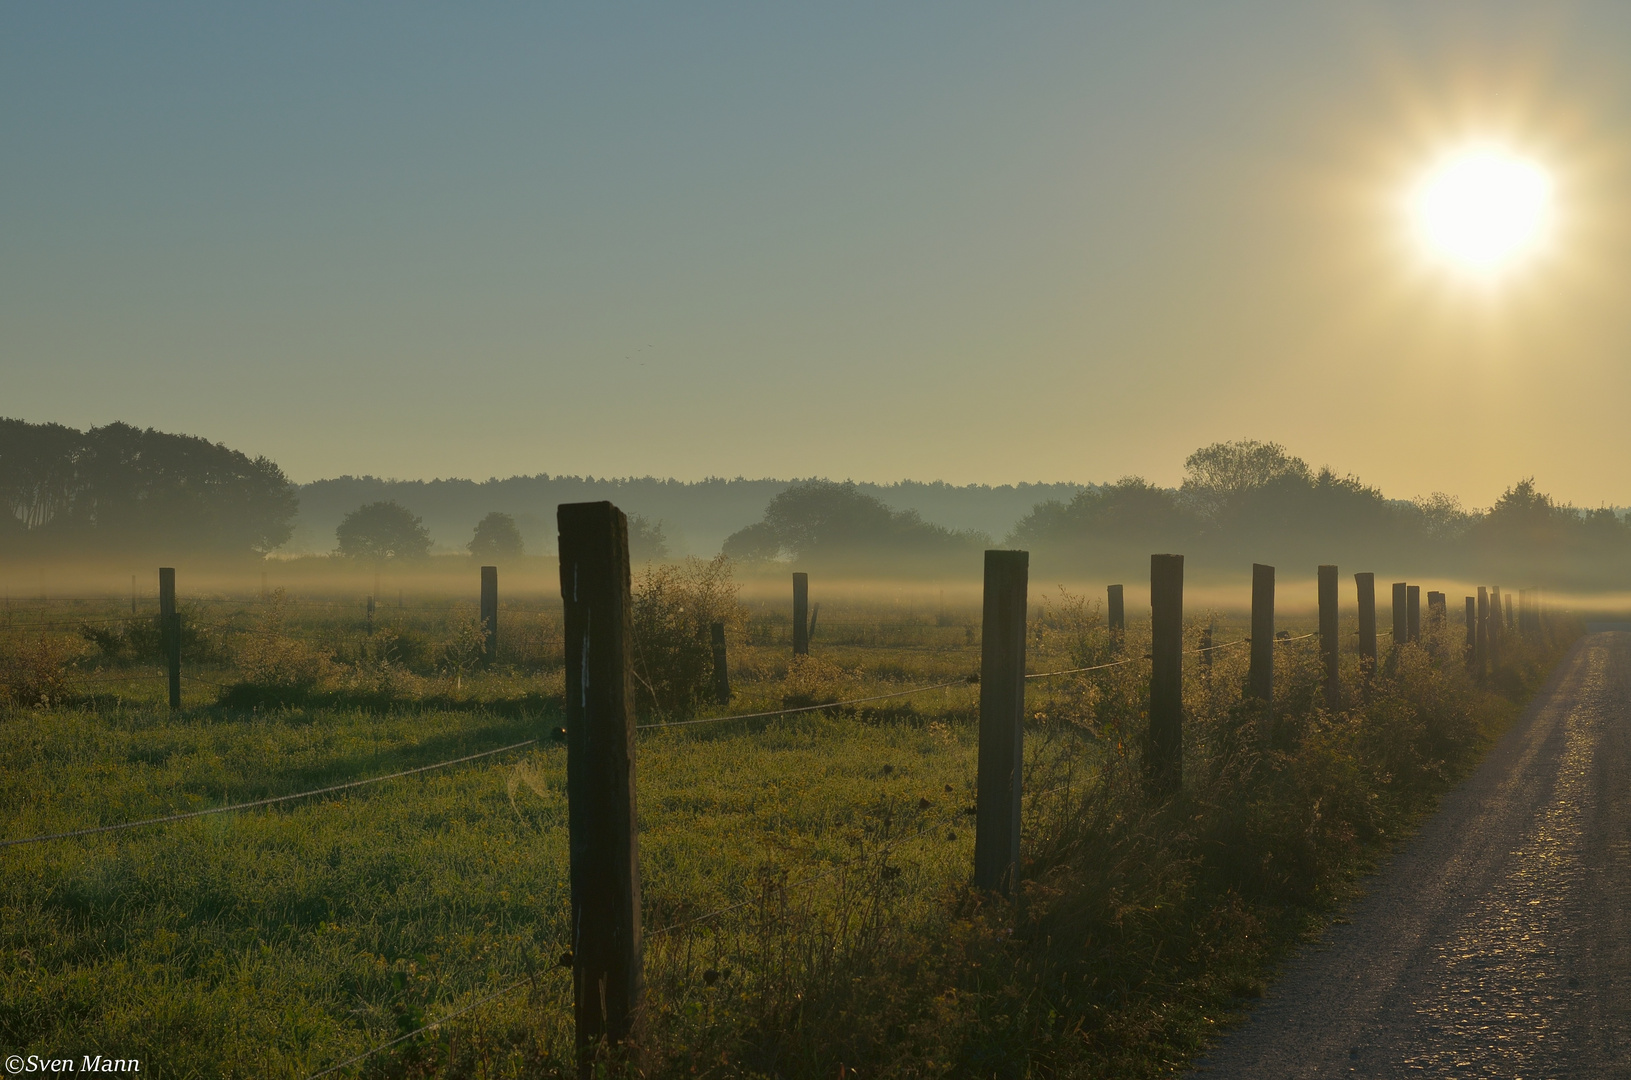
[0, 514, 1554, 1077]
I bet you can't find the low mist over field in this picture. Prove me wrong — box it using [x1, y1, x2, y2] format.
[5, 417, 1629, 602]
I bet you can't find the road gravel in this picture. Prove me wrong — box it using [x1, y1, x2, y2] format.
[1195, 630, 1631, 1079]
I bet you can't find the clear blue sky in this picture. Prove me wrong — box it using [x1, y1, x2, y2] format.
[6, 3, 1631, 506]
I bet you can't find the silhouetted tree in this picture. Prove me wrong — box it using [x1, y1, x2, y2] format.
[629, 514, 670, 562]
[1012, 477, 1195, 547]
[0, 417, 297, 556]
[336, 501, 432, 560]
[723, 480, 986, 568]
[468, 512, 525, 560]
[1180, 440, 1311, 521]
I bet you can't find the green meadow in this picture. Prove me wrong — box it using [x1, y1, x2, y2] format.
[0, 586, 1574, 1078]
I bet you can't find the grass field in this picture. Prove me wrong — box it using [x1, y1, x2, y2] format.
[0, 581, 1575, 1078]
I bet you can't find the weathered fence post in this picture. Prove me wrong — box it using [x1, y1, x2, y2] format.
[792, 572, 809, 656]
[974, 550, 1028, 894]
[480, 565, 498, 665]
[1407, 585, 1421, 643]
[1391, 582, 1408, 647]
[558, 502, 642, 1069]
[159, 567, 180, 709]
[1476, 587, 1489, 678]
[1464, 596, 1476, 667]
[1488, 586, 1502, 670]
[1427, 590, 1445, 625]
[1319, 565, 1339, 710]
[1355, 572, 1377, 675]
[1504, 592, 1514, 632]
[1107, 584, 1125, 634]
[1149, 554, 1184, 790]
[1249, 563, 1274, 707]
[709, 621, 731, 705]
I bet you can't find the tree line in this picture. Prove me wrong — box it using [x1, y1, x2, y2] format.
[0, 418, 297, 558]
[7, 417, 1625, 586]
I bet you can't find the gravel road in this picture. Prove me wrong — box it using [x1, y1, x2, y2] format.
[1195, 630, 1631, 1079]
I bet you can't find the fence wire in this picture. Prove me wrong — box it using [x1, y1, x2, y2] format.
[0, 738, 539, 849]
[299, 797, 972, 1079]
[637, 677, 976, 731]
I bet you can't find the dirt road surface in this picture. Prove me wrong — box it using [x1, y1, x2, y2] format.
[1196, 630, 1631, 1079]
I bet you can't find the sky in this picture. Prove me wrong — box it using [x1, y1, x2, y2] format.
[6, 2, 1631, 508]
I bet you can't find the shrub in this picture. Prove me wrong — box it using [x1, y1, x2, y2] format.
[438, 614, 487, 687]
[0, 635, 77, 707]
[630, 555, 743, 717]
[220, 590, 334, 706]
[79, 607, 222, 664]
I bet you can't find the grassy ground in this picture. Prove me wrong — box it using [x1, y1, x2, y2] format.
[0, 588, 1576, 1078]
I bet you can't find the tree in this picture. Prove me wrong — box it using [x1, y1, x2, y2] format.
[629, 514, 670, 562]
[1009, 477, 1196, 548]
[1180, 440, 1311, 520]
[336, 501, 432, 560]
[0, 417, 298, 556]
[722, 480, 985, 565]
[468, 512, 524, 560]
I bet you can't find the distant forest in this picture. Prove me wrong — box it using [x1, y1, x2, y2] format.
[4, 418, 1628, 588]
[287, 474, 1079, 558]
[1007, 442, 1631, 587]
[0, 418, 296, 558]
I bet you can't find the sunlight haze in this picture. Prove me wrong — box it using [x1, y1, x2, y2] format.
[6, 2, 1631, 506]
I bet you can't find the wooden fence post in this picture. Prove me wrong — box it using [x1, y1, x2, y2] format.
[974, 550, 1028, 894]
[1319, 565, 1339, 710]
[1504, 592, 1514, 632]
[1476, 587, 1489, 678]
[1464, 596, 1476, 668]
[1148, 554, 1184, 790]
[480, 565, 498, 665]
[558, 502, 642, 1068]
[1391, 582, 1407, 647]
[1249, 563, 1274, 706]
[159, 567, 180, 709]
[1107, 584, 1125, 634]
[1488, 586, 1502, 670]
[709, 621, 731, 706]
[1355, 572, 1377, 675]
[1406, 585, 1421, 643]
[792, 572, 809, 656]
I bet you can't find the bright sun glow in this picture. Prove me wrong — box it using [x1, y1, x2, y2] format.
[1410, 145, 1553, 275]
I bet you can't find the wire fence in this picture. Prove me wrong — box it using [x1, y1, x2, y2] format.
[297, 796, 975, 1080]
[4, 588, 1343, 1076]
[0, 739, 539, 849]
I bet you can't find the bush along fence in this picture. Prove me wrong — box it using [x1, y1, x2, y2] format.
[0, 501, 1563, 1075]
[548, 501, 1558, 1072]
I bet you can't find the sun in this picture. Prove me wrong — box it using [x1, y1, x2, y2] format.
[1409, 144, 1554, 275]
